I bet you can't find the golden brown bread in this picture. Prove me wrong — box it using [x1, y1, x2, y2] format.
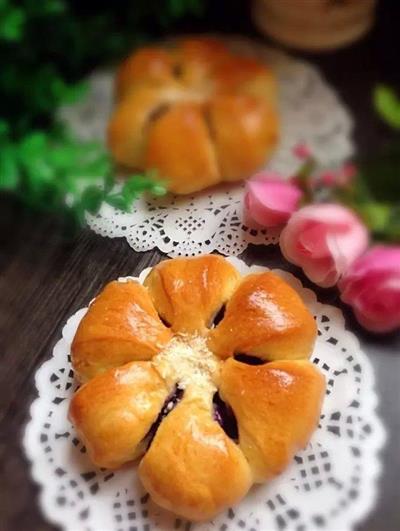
[71, 280, 172, 382]
[213, 54, 276, 99]
[144, 254, 240, 334]
[139, 395, 252, 521]
[220, 358, 325, 482]
[145, 102, 220, 194]
[108, 37, 278, 194]
[107, 83, 185, 170]
[209, 271, 317, 361]
[115, 38, 227, 99]
[69, 255, 324, 521]
[69, 361, 169, 468]
[116, 47, 174, 100]
[208, 94, 278, 181]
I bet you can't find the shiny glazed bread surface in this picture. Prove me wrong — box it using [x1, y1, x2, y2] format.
[69, 255, 324, 521]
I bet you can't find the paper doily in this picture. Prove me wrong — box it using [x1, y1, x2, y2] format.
[60, 38, 355, 257]
[24, 257, 385, 531]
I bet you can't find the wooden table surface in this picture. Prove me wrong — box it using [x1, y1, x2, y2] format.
[1, 5, 400, 530]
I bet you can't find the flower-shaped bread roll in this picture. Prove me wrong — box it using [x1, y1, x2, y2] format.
[108, 38, 278, 194]
[69, 255, 325, 521]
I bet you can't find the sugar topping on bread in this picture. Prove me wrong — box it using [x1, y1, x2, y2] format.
[152, 334, 221, 394]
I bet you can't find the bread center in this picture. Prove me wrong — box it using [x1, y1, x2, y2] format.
[152, 334, 220, 394]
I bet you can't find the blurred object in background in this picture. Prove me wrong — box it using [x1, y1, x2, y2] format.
[107, 37, 279, 195]
[252, 0, 377, 51]
[0, 0, 202, 226]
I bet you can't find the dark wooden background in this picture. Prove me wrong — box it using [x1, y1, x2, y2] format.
[1, 2, 400, 530]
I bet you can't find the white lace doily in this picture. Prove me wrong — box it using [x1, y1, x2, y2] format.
[24, 257, 385, 531]
[60, 38, 354, 257]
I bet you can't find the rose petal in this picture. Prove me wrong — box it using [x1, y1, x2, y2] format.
[280, 204, 368, 288]
[245, 176, 302, 228]
[339, 245, 400, 333]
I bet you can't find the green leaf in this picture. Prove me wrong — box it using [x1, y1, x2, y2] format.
[103, 172, 115, 194]
[151, 183, 167, 196]
[357, 143, 400, 202]
[18, 132, 48, 163]
[82, 155, 112, 178]
[26, 158, 54, 184]
[0, 119, 9, 138]
[105, 194, 131, 211]
[120, 172, 167, 203]
[385, 208, 400, 241]
[41, 0, 66, 15]
[357, 202, 392, 233]
[47, 144, 76, 170]
[80, 185, 104, 214]
[122, 175, 147, 195]
[51, 78, 88, 105]
[374, 84, 400, 129]
[0, 145, 19, 189]
[0, 7, 25, 41]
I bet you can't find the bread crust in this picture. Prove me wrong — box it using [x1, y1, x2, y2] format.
[145, 102, 221, 194]
[220, 358, 325, 481]
[209, 272, 317, 361]
[139, 395, 252, 521]
[208, 94, 278, 180]
[71, 280, 172, 382]
[69, 256, 324, 521]
[108, 38, 279, 194]
[69, 361, 169, 468]
[144, 254, 240, 334]
[108, 83, 185, 169]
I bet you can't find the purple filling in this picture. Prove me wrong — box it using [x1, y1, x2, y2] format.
[213, 392, 238, 441]
[159, 315, 171, 328]
[145, 386, 184, 448]
[234, 353, 265, 365]
[211, 305, 226, 328]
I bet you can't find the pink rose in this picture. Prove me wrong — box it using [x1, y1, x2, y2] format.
[339, 246, 400, 333]
[245, 172, 303, 228]
[280, 203, 369, 288]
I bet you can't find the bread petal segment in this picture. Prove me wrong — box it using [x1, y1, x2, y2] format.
[209, 272, 317, 361]
[69, 361, 170, 469]
[108, 83, 184, 169]
[145, 102, 221, 195]
[144, 255, 241, 334]
[220, 358, 325, 482]
[175, 37, 229, 87]
[208, 94, 278, 181]
[116, 47, 175, 101]
[72, 280, 172, 382]
[139, 395, 252, 521]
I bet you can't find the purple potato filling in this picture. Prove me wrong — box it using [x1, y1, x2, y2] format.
[211, 304, 226, 328]
[144, 385, 184, 448]
[159, 315, 171, 328]
[234, 353, 265, 365]
[213, 392, 239, 442]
